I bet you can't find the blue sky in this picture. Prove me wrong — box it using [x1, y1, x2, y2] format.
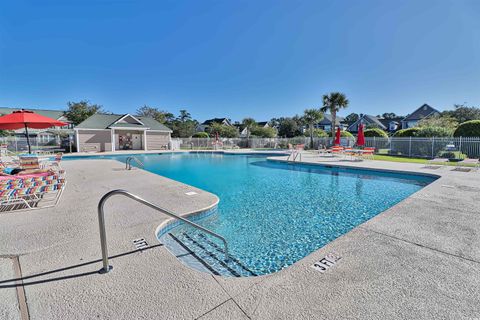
[0, 0, 479, 122]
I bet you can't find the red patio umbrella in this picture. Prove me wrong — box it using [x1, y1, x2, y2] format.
[0, 110, 67, 153]
[334, 127, 341, 145]
[357, 123, 365, 147]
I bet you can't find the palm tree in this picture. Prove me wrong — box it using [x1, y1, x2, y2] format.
[320, 92, 349, 141]
[242, 117, 257, 147]
[303, 109, 324, 149]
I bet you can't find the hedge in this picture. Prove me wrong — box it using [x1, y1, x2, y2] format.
[327, 130, 354, 138]
[453, 120, 480, 137]
[363, 128, 388, 138]
[192, 132, 209, 138]
[393, 128, 420, 137]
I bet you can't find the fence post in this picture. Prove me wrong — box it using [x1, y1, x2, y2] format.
[14, 136, 18, 152]
[431, 137, 435, 158]
[409, 137, 412, 157]
[459, 136, 462, 154]
[373, 136, 376, 149]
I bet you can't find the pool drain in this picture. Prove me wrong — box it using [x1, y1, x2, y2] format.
[133, 238, 149, 251]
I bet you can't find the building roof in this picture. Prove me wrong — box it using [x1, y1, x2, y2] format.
[0, 107, 67, 121]
[403, 104, 440, 121]
[201, 118, 232, 126]
[347, 114, 387, 132]
[75, 113, 172, 132]
[378, 117, 403, 128]
[317, 114, 345, 126]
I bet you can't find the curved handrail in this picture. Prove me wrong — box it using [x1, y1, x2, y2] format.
[97, 189, 229, 273]
[125, 156, 144, 170]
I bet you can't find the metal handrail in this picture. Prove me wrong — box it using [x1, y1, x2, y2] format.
[97, 189, 229, 273]
[125, 156, 144, 170]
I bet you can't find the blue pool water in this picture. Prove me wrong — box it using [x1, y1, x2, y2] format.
[68, 152, 436, 276]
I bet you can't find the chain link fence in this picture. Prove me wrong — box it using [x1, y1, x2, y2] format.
[0, 136, 66, 153]
[172, 136, 480, 158]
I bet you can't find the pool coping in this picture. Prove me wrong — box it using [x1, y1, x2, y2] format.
[3, 151, 480, 318]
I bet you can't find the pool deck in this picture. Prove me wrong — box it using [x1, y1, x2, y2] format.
[1, 151, 480, 319]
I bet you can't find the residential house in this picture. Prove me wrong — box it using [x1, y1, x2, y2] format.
[348, 114, 403, 134]
[239, 121, 269, 137]
[75, 113, 172, 152]
[315, 114, 346, 132]
[196, 118, 233, 132]
[347, 114, 387, 133]
[0, 107, 74, 143]
[401, 104, 440, 129]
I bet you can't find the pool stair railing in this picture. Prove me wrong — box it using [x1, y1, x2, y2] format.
[97, 189, 229, 274]
[125, 156, 144, 170]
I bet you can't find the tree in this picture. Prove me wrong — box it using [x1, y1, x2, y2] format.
[344, 113, 359, 125]
[242, 117, 257, 141]
[178, 109, 192, 122]
[443, 104, 480, 123]
[302, 109, 324, 148]
[207, 123, 238, 138]
[65, 100, 104, 125]
[278, 118, 300, 138]
[320, 92, 349, 140]
[136, 105, 174, 124]
[381, 112, 399, 119]
[417, 114, 458, 136]
[393, 128, 420, 137]
[169, 110, 198, 138]
[251, 126, 277, 138]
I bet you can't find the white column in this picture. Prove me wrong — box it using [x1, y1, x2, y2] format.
[75, 130, 80, 152]
[143, 130, 148, 151]
[111, 129, 115, 152]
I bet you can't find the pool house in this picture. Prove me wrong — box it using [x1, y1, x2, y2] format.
[74, 113, 172, 152]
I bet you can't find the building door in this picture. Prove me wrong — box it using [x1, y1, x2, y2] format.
[132, 134, 142, 150]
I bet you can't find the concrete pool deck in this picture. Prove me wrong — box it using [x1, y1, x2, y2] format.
[1, 151, 479, 319]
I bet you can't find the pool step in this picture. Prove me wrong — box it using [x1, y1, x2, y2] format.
[167, 232, 257, 277]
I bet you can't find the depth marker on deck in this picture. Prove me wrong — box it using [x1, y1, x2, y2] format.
[311, 253, 341, 273]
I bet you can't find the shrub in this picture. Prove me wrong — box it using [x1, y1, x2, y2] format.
[327, 130, 354, 138]
[192, 132, 209, 138]
[363, 128, 388, 138]
[438, 151, 466, 159]
[250, 126, 277, 138]
[453, 120, 480, 137]
[416, 126, 452, 137]
[393, 128, 420, 137]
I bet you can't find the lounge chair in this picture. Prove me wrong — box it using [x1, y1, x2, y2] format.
[0, 173, 66, 211]
[425, 157, 449, 169]
[455, 158, 479, 171]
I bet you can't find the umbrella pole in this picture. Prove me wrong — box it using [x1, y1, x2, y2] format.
[24, 124, 31, 154]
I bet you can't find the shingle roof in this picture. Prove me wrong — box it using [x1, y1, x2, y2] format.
[317, 114, 345, 126]
[201, 118, 231, 126]
[0, 107, 66, 120]
[403, 104, 439, 121]
[75, 113, 172, 132]
[347, 114, 387, 132]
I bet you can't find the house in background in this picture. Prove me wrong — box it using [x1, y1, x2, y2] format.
[348, 114, 404, 134]
[0, 107, 74, 143]
[75, 113, 172, 152]
[347, 114, 387, 133]
[401, 104, 440, 129]
[315, 114, 346, 132]
[239, 121, 269, 137]
[196, 118, 233, 132]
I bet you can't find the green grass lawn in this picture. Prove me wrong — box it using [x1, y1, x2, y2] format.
[372, 155, 476, 167]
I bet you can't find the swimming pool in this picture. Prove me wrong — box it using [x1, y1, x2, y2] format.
[69, 152, 436, 276]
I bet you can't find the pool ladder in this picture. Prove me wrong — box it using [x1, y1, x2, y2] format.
[125, 156, 144, 170]
[287, 151, 302, 162]
[97, 189, 229, 274]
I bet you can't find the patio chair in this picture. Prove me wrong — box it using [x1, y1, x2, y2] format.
[425, 157, 449, 169]
[0, 174, 66, 212]
[455, 158, 480, 171]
